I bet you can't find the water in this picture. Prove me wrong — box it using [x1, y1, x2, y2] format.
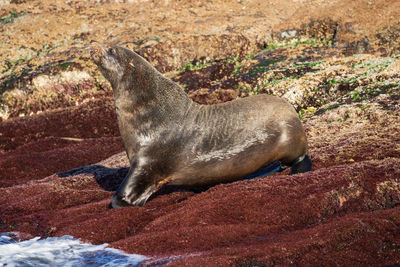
[0, 233, 148, 267]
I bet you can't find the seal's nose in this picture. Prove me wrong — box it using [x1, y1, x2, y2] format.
[90, 42, 106, 64]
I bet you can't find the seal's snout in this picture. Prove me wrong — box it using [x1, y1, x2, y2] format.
[90, 42, 106, 65]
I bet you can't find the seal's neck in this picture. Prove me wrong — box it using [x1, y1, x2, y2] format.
[112, 64, 193, 160]
[113, 71, 192, 125]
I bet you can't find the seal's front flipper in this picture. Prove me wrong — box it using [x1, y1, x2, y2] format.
[290, 154, 312, 175]
[244, 161, 283, 180]
[110, 166, 158, 208]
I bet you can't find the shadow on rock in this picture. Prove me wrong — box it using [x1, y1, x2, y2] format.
[58, 165, 129, 192]
[58, 165, 210, 198]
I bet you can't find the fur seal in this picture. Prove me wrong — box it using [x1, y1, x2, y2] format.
[90, 43, 311, 208]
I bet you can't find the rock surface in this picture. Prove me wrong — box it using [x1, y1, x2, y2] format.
[0, 0, 400, 266]
[1, 0, 400, 119]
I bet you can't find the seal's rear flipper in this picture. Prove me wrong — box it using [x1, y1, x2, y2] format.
[290, 155, 312, 175]
[243, 161, 283, 180]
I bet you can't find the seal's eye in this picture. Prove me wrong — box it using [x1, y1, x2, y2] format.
[108, 48, 116, 55]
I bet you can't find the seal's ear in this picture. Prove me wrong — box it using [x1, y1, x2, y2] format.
[128, 60, 135, 70]
[122, 59, 136, 79]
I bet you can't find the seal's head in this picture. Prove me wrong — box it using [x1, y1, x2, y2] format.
[90, 42, 136, 87]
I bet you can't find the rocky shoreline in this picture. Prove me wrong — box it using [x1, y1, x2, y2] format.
[1, 0, 399, 265]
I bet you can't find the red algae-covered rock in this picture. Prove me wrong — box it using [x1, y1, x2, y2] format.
[172, 207, 400, 266]
[0, 97, 124, 188]
[0, 136, 123, 187]
[0, 71, 399, 266]
[0, 97, 119, 151]
[1, 156, 399, 266]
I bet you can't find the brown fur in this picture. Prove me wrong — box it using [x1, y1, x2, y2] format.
[90, 43, 310, 207]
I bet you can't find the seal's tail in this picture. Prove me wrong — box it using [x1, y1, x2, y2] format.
[289, 154, 312, 175]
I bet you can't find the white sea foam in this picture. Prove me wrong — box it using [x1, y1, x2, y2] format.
[0, 233, 148, 267]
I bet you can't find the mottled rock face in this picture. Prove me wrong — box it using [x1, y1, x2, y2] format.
[1, 0, 400, 265]
[1, 0, 400, 119]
